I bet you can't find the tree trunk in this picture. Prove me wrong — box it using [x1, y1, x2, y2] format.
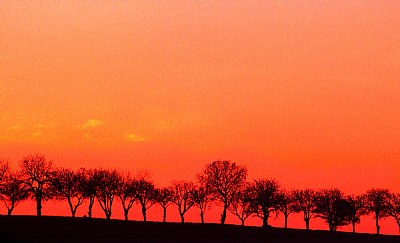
[305, 218, 310, 230]
[106, 211, 111, 220]
[124, 210, 129, 221]
[36, 196, 42, 217]
[241, 219, 245, 226]
[163, 207, 167, 223]
[180, 213, 185, 223]
[68, 199, 76, 217]
[284, 214, 288, 229]
[7, 206, 14, 216]
[396, 219, 400, 234]
[262, 217, 269, 228]
[142, 207, 147, 222]
[376, 212, 380, 235]
[220, 206, 227, 225]
[88, 197, 95, 218]
[352, 222, 356, 233]
[200, 211, 204, 224]
[262, 211, 270, 228]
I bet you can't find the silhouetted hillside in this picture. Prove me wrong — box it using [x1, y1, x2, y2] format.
[0, 216, 399, 243]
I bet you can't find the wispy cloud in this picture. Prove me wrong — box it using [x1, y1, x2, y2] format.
[7, 124, 22, 130]
[81, 119, 104, 129]
[31, 131, 42, 137]
[126, 133, 146, 142]
[35, 124, 46, 128]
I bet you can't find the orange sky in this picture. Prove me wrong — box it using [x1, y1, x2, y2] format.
[1, 1, 400, 234]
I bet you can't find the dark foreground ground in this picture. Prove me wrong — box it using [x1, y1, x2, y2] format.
[0, 216, 399, 243]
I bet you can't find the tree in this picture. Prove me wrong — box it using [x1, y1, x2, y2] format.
[93, 169, 120, 220]
[192, 184, 213, 223]
[0, 159, 9, 183]
[154, 187, 174, 223]
[247, 178, 281, 228]
[364, 188, 390, 235]
[134, 176, 157, 222]
[198, 160, 247, 225]
[313, 189, 352, 232]
[278, 190, 296, 229]
[171, 180, 195, 223]
[81, 168, 97, 218]
[116, 173, 137, 221]
[386, 193, 400, 233]
[292, 189, 317, 230]
[0, 170, 30, 216]
[347, 195, 367, 233]
[19, 154, 54, 217]
[50, 168, 86, 217]
[228, 184, 253, 226]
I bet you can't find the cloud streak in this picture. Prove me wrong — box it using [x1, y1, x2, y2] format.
[126, 133, 146, 142]
[7, 124, 22, 130]
[81, 119, 104, 129]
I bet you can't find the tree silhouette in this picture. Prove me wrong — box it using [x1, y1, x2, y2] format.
[247, 178, 281, 228]
[116, 172, 136, 221]
[171, 180, 195, 223]
[0, 159, 9, 183]
[0, 170, 29, 216]
[364, 188, 390, 235]
[192, 184, 213, 224]
[346, 195, 367, 233]
[134, 176, 157, 222]
[50, 168, 86, 217]
[386, 193, 400, 233]
[228, 184, 253, 226]
[198, 160, 247, 225]
[154, 187, 174, 223]
[81, 168, 97, 218]
[93, 169, 120, 220]
[19, 154, 54, 217]
[292, 189, 317, 230]
[314, 189, 352, 232]
[278, 190, 296, 229]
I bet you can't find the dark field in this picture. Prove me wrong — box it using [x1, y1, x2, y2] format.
[0, 216, 399, 243]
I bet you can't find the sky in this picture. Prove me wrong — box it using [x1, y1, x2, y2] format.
[1, 1, 400, 234]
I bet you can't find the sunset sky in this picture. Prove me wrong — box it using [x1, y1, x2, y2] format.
[1, 1, 400, 233]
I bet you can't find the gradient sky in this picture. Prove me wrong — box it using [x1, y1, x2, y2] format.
[1, 1, 400, 234]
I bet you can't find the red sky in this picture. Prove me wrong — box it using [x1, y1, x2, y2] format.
[1, 1, 400, 234]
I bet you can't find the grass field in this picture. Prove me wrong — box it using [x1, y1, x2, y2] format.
[0, 216, 399, 243]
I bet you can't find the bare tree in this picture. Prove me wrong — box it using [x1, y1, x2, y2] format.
[228, 184, 253, 226]
[0, 170, 30, 216]
[314, 188, 353, 232]
[347, 195, 367, 233]
[198, 160, 247, 225]
[171, 180, 195, 223]
[292, 189, 317, 230]
[278, 190, 296, 229]
[81, 168, 97, 218]
[154, 187, 174, 223]
[19, 154, 54, 217]
[192, 184, 213, 223]
[364, 188, 390, 235]
[116, 173, 136, 221]
[93, 169, 120, 220]
[0, 159, 9, 183]
[247, 178, 281, 228]
[50, 168, 86, 217]
[386, 193, 400, 233]
[134, 177, 157, 222]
